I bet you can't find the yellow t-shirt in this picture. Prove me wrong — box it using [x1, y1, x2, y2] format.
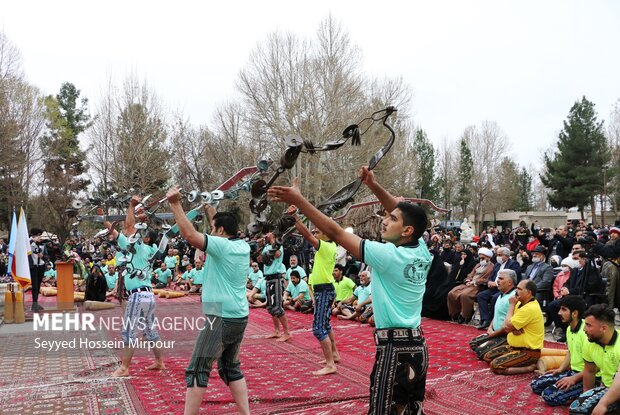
[507, 299, 544, 350]
[309, 241, 337, 287]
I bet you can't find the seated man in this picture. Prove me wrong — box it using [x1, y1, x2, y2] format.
[174, 263, 194, 291]
[531, 295, 588, 406]
[42, 263, 57, 287]
[247, 276, 267, 308]
[447, 247, 494, 324]
[470, 269, 518, 359]
[569, 304, 620, 415]
[338, 270, 372, 321]
[104, 265, 118, 299]
[152, 262, 172, 289]
[331, 264, 356, 315]
[283, 270, 312, 311]
[476, 247, 522, 330]
[189, 258, 204, 293]
[285, 255, 307, 284]
[247, 261, 263, 289]
[483, 279, 544, 375]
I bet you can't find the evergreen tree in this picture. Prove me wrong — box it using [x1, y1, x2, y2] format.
[515, 167, 533, 211]
[412, 129, 437, 201]
[541, 96, 610, 216]
[455, 137, 473, 217]
[40, 82, 90, 240]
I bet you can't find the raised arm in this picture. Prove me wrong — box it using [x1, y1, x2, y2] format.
[166, 185, 206, 250]
[287, 206, 319, 250]
[123, 196, 141, 236]
[359, 166, 398, 213]
[268, 179, 362, 259]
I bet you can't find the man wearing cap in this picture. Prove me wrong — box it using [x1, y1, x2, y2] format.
[523, 245, 554, 302]
[476, 247, 522, 330]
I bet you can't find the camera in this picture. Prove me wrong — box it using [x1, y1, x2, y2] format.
[33, 247, 42, 254]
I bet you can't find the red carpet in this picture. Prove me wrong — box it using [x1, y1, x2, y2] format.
[10, 292, 570, 414]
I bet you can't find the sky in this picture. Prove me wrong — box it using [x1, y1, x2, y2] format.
[1, 0, 619, 168]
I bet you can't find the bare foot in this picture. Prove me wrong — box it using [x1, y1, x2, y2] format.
[146, 362, 166, 370]
[337, 315, 353, 320]
[112, 366, 129, 377]
[318, 355, 341, 364]
[277, 333, 292, 342]
[312, 365, 337, 376]
[266, 332, 281, 339]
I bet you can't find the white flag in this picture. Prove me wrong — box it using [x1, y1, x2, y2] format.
[12, 207, 31, 288]
[7, 210, 17, 276]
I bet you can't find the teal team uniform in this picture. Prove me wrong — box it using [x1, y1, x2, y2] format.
[202, 235, 251, 318]
[492, 288, 516, 331]
[164, 255, 177, 271]
[44, 269, 56, 280]
[353, 284, 372, 304]
[154, 268, 172, 284]
[262, 245, 284, 275]
[254, 278, 267, 300]
[285, 265, 307, 283]
[105, 271, 118, 290]
[248, 269, 263, 286]
[181, 269, 196, 281]
[192, 267, 205, 285]
[361, 238, 431, 329]
[117, 233, 158, 292]
[286, 279, 311, 301]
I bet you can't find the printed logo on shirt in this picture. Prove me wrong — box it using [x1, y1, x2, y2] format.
[403, 263, 428, 285]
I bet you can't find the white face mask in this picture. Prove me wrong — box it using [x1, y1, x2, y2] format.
[496, 256, 505, 264]
[532, 257, 542, 263]
[479, 260, 488, 266]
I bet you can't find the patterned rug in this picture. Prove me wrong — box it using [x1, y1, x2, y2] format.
[1, 295, 570, 415]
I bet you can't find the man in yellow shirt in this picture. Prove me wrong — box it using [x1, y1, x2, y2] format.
[483, 279, 544, 374]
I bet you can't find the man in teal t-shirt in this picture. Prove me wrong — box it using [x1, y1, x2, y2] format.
[167, 185, 251, 415]
[153, 262, 172, 288]
[262, 235, 291, 342]
[285, 255, 307, 283]
[104, 265, 118, 291]
[268, 167, 431, 412]
[111, 196, 164, 378]
[247, 262, 263, 288]
[283, 270, 311, 311]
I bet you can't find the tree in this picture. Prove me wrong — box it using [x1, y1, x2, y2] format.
[455, 136, 473, 219]
[40, 82, 91, 239]
[515, 167, 533, 211]
[541, 96, 610, 223]
[108, 75, 170, 195]
[436, 136, 456, 217]
[607, 98, 620, 217]
[0, 32, 44, 229]
[411, 129, 437, 201]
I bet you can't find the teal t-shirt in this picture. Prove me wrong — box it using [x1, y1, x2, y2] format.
[202, 235, 250, 318]
[286, 279, 310, 300]
[493, 288, 516, 331]
[354, 284, 372, 304]
[248, 270, 263, 286]
[362, 238, 431, 329]
[262, 245, 284, 275]
[164, 255, 177, 270]
[255, 278, 266, 299]
[154, 268, 172, 284]
[105, 271, 118, 290]
[181, 269, 195, 281]
[44, 269, 57, 279]
[117, 233, 158, 291]
[193, 267, 205, 285]
[285, 265, 307, 283]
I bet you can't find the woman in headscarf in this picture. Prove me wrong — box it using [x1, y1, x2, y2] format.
[449, 249, 476, 286]
[85, 265, 108, 302]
